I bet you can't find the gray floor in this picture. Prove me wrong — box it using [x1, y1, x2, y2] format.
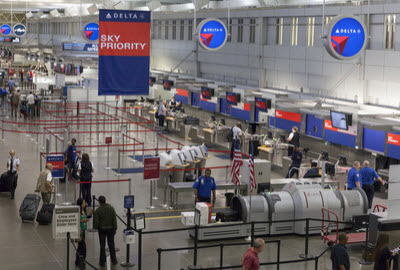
[0, 103, 394, 270]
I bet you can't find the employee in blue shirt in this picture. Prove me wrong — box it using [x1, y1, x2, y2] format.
[304, 162, 320, 178]
[193, 168, 217, 206]
[360, 160, 385, 209]
[347, 161, 361, 190]
[286, 146, 302, 178]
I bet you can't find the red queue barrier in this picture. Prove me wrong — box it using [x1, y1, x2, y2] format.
[160, 165, 230, 172]
[76, 179, 130, 184]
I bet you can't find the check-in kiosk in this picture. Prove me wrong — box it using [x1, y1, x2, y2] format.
[170, 149, 188, 182]
[191, 144, 209, 177]
[181, 146, 199, 181]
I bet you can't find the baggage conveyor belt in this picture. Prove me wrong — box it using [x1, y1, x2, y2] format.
[132, 207, 229, 220]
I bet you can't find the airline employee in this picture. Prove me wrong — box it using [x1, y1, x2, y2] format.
[347, 161, 361, 190]
[360, 160, 385, 209]
[193, 168, 217, 207]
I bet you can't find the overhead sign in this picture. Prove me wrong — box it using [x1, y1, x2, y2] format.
[46, 155, 64, 178]
[143, 157, 160, 181]
[198, 18, 228, 51]
[63, 43, 98, 52]
[324, 15, 367, 60]
[10, 37, 20, 43]
[13, 24, 26, 37]
[53, 205, 80, 240]
[84, 22, 99, 41]
[0, 24, 11, 36]
[98, 9, 151, 96]
[105, 136, 112, 144]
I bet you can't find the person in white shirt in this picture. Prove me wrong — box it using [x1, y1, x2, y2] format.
[26, 91, 35, 118]
[6, 149, 20, 199]
[230, 122, 243, 159]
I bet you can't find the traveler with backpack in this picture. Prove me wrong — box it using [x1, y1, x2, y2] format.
[6, 149, 20, 199]
[75, 198, 94, 269]
[78, 153, 94, 207]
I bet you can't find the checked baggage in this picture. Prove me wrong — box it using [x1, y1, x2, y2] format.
[19, 193, 41, 222]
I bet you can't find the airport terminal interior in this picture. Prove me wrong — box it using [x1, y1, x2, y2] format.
[2, 0, 400, 269]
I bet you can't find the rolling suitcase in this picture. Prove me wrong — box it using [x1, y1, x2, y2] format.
[0, 172, 9, 192]
[36, 203, 55, 225]
[19, 193, 41, 222]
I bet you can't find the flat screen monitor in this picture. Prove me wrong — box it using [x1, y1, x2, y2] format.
[226, 92, 237, 105]
[267, 99, 272, 109]
[321, 150, 329, 161]
[149, 76, 156, 86]
[325, 163, 335, 176]
[279, 134, 286, 143]
[330, 111, 348, 130]
[255, 97, 267, 112]
[267, 131, 273, 139]
[201, 87, 213, 100]
[163, 79, 172, 91]
[338, 155, 347, 166]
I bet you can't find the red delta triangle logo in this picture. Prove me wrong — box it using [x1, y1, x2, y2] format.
[84, 31, 93, 40]
[1, 29, 5, 34]
[200, 33, 214, 47]
[331, 36, 349, 55]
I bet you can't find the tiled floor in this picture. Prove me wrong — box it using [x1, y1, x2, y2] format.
[0, 104, 394, 270]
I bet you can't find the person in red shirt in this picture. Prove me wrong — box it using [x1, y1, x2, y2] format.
[241, 238, 265, 270]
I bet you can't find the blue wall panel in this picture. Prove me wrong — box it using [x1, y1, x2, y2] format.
[191, 92, 200, 107]
[219, 98, 228, 114]
[200, 100, 216, 112]
[363, 127, 385, 153]
[306, 114, 323, 139]
[324, 130, 356, 148]
[269, 116, 275, 128]
[174, 94, 188, 105]
[275, 118, 300, 132]
[231, 107, 250, 121]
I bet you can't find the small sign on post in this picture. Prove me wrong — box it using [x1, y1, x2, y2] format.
[143, 157, 160, 181]
[105, 136, 112, 144]
[46, 155, 64, 178]
[53, 205, 80, 240]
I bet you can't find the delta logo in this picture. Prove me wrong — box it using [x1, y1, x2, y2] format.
[198, 19, 227, 51]
[0, 24, 11, 36]
[84, 23, 99, 41]
[330, 17, 366, 58]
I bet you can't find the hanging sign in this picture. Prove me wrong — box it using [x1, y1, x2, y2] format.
[98, 9, 151, 96]
[324, 15, 367, 60]
[197, 18, 228, 51]
[13, 24, 26, 37]
[83, 22, 99, 41]
[0, 24, 11, 36]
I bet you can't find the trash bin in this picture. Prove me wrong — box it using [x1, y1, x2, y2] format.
[224, 192, 234, 207]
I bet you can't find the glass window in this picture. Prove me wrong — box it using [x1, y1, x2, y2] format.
[306, 17, 315, 47]
[165, 20, 169, 40]
[237, 19, 243, 43]
[227, 19, 232, 42]
[276, 17, 283, 45]
[384, 14, 396, 50]
[157, 21, 162, 39]
[249, 18, 256, 44]
[188, 19, 193, 41]
[324, 16, 333, 25]
[290, 17, 298, 46]
[180, 20, 184, 40]
[172, 20, 176, 40]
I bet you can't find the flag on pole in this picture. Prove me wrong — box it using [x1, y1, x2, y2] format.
[249, 140, 256, 192]
[231, 137, 243, 186]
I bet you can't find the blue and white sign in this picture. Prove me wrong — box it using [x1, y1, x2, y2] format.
[83, 22, 99, 41]
[197, 18, 228, 51]
[0, 24, 11, 36]
[324, 15, 367, 60]
[13, 24, 26, 37]
[46, 155, 64, 179]
[63, 43, 98, 52]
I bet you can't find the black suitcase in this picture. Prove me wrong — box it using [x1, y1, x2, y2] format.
[36, 204, 55, 225]
[0, 172, 9, 192]
[19, 193, 41, 222]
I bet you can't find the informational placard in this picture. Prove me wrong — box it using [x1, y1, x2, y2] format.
[124, 195, 134, 209]
[53, 205, 80, 240]
[46, 155, 64, 178]
[83, 22, 99, 41]
[105, 136, 112, 144]
[134, 213, 146, 230]
[143, 157, 160, 181]
[98, 9, 151, 96]
[120, 125, 127, 136]
[63, 43, 98, 52]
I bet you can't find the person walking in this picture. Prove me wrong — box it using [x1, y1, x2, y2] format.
[65, 138, 78, 180]
[78, 153, 93, 207]
[330, 233, 350, 270]
[93, 195, 118, 266]
[360, 160, 385, 209]
[374, 233, 397, 270]
[158, 100, 167, 132]
[347, 161, 361, 190]
[6, 149, 20, 199]
[26, 91, 35, 118]
[193, 168, 217, 206]
[35, 164, 54, 204]
[241, 238, 265, 270]
[75, 198, 94, 269]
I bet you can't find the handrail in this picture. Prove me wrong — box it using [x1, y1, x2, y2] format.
[321, 208, 340, 244]
[373, 204, 387, 213]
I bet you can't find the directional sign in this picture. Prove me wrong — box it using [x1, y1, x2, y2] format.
[46, 155, 64, 178]
[53, 205, 80, 240]
[143, 157, 160, 181]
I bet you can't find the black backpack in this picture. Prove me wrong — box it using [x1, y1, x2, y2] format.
[226, 127, 234, 142]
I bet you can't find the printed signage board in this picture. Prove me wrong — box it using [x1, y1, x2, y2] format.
[99, 9, 151, 96]
[0, 24, 11, 36]
[105, 136, 112, 144]
[13, 24, 26, 37]
[53, 205, 80, 240]
[46, 155, 64, 178]
[84, 22, 99, 41]
[198, 18, 228, 51]
[143, 157, 160, 181]
[324, 15, 367, 60]
[63, 43, 98, 52]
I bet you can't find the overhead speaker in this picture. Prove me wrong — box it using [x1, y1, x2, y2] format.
[192, 0, 209, 10]
[146, 0, 161, 11]
[36, 11, 44, 18]
[87, 4, 98, 15]
[26, 12, 34, 19]
[50, 9, 60, 17]
[113, 1, 125, 10]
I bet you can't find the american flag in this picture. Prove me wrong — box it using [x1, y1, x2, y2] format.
[231, 138, 243, 186]
[249, 140, 256, 192]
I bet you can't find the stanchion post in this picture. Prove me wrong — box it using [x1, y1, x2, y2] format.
[225, 165, 228, 183]
[39, 152, 42, 172]
[165, 137, 168, 150]
[105, 143, 111, 170]
[147, 180, 155, 209]
[117, 149, 121, 175]
[157, 248, 162, 270]
[77, 101, 79, 116]
[314, 257, 319, 270]
[128, 178, 132, 196]
[67, 232, 70, 270]
[219, 243, 224, 270]
[89, 112, 92, 143]
[251, 221, 255, 247]
[359, 221, 372, 265]
[1, 119, 4, 140]
[138, 229, 142, 270]
[121, 208, 134, 268]
[132, 137, 136, 162]
[277, 240, 281, 270]
[193, 225, 199, 266]
[142, 143, 144, 165]
[299, 218, 314, 259]
[156, 133, 159, 156]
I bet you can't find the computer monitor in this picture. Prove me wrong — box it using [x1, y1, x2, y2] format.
[255, 97, 267, 112]
[338, 155, 347, 166]
[321, 150, 329, 161]
[226, 92, 239, 105]
[267, 131, 273, 139]
[325, 163, 335, 176]
[279, 134, 286, 143]
[201, 87, 214, 100]
[330, 111, 349, 130]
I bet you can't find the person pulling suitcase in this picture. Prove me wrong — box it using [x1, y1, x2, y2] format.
[6, 149, 20, 199]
